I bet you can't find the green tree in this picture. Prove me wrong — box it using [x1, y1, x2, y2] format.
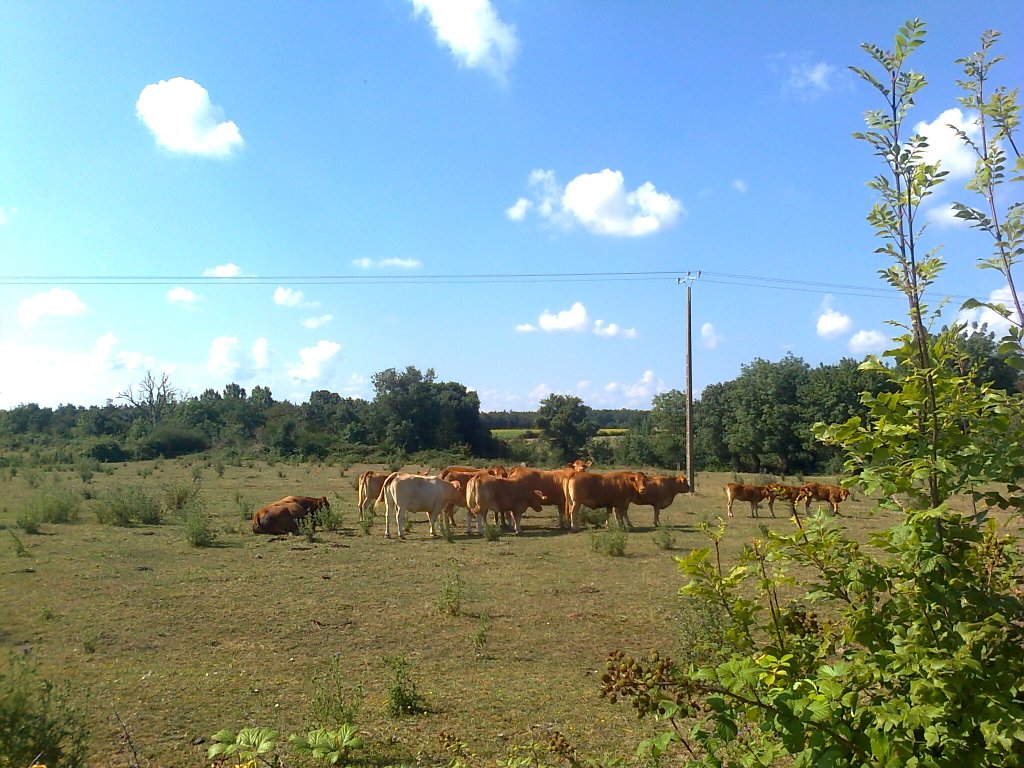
[535, 394, 598, 462]
[650, 389, 687, 469]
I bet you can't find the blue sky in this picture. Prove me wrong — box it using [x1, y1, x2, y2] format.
[2, 1, 1022, 412]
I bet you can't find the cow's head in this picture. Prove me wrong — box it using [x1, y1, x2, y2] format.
[529, 489, 545, 513]
[630, 472, 648, 495]
[568, 459, 592, 472]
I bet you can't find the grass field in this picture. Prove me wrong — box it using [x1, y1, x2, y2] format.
[0, 459, 893, 767]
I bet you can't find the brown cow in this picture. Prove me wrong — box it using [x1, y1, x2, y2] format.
[635, 475, 690, 526]
[436, 466, 508, 527]
[278, 495, 330, 517]
[357, 471, 390, 515]
[801, 482, 850, 514]
[252, 501, 305, 534]
[725, 483, 773, 518]
[764, 484, 807, 516]
[506, 462, 590, 528]
[563, 471, 648, 530]
[465, 474, 545, 535]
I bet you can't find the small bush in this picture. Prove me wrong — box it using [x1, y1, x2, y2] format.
[21, 468, 42, 489]
[183, 499, 217, 547]
[15, 510, 42, 534]
[382, 655, 428, 717]
[308, 656, 364, 729]
[213, 459, 226, 478]
[29, 486, 82, 524]
[162, 481, 200, 515]
[576, 507, 610, 529]
[8, 530, 28, 557]
[591, 528, 628, 557]
[96, 486, 159, 527]
[318, 505, 344, 533]
[652, 529, 675, 551]
[298, 515, 318, 543]
[0, 653, 89, 768]
[437, 517, 455, 543]
[437, 559, 464, 616]
[358, 509, 373, 536]
[483, 522, 502, 542]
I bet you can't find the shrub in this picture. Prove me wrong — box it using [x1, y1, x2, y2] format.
[297, 515, 318, 543]
[436, 559, 464, 616]
[483, 522, 502, 542]
[0, 653, 89, 768]
[96, 486, 160, 527]
[382, 655, 428, 717]
[307, 656, 364, 729]
[29, 486, 81, 524]
[317, 505, 344, 533]
[14, 510, 42, 535]
[161, 481, 200, 515]
[652, 529, 675, 551]
[576, 506, 609, 529]
[590, 528, 628, 557]
[21, 468, 42, 489]
[182, 499, 217, 547]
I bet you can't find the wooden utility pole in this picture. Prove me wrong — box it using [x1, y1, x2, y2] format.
[678, 272, 700, 493]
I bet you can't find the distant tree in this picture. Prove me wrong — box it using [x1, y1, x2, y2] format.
[650, 389, 687, 469]
[118, 371, 179, 426]
[535, 394, 598, 462]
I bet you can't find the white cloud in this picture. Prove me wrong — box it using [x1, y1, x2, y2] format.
[274, 287, 305, 307]
[93, 332, 148, 371]
[816, 298, 852, 338]
[602, 370, 663, 406]
[913, 108, 980, 180]
[135, 77, 244, 158]
[539, 302, 589, 332]
[506, 197, 530, 221]
[252, 337, 269, 370]
[927, 202, 971, 228]
[303, 314, 334, 329]
[203, 263, 243, 278]
[352, 258, 373, 269]
[732, 179, 749, 194]
[410, 0, 518, 82]
[18, 288, 87, 326]
[288, 340, 341, 383]
[208, 336, 240, 377]
[352, 257, 422, 269]
[0, 206, 17, 225]
[167, 287, 198, 305]
[510, 168, 683, 236]
[701, 322, 723, 349]
[958, 285, 1016, 338]
[788, 61, 836, 95]
[848, 330, 888, 356]
[515, 323, 536, 333]
[593, 319, 637, 338]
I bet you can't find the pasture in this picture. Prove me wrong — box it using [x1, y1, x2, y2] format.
[0, 458, 891, 767]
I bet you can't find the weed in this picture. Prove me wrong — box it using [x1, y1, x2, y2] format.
[437, 559, 464, 617]
[438, 516, 456, 542]
[308, 655, 364, 728]
[298, 515, 318, 543]
[0, 653, 89, 768]
[233, 491, 254, 520]
[591, 528, 628, 557]
[40, 606, 56, 621]
[358, 508, 374, 535]
[183, 499, 217, 547]
[213, 459, 226, 478]
[29, 486, 81, 524]
[162, 480, 199, 515]
[21, 468, 42, 488]
[9, 530, 28, 557]
[318, 505, 344, 533]
[137, 466, 153, 479]
[190, 464, 203, 483]
[82, 634, 98, 654]
[382, 655, 428, 717]
[15, 510, 42, 534]
[97, 486, 159, 527]
[474, 613, 491, 658]
[483, 522, 502, 542]
[290, 724, 364, 763]
[652, 529, 675, 551]
[577, 507, 610, 529]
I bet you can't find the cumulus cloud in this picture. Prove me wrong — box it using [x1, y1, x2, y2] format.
[732, 179, 749, 194]
[788, 61, 837, 95]
[958, 285, 1016, 338]
[252, 337, 269, 370]
[303, 315, 334, 329]
[203, 263, 243, 278]
[288, 340, 341, 382]
[539, 302, 589, 332]
[594, 319, 638, 338]
[167, 287, 198, 305]
[514, 323, 536, 333]
[410, 0, 519, 82]
[849, 330, 888, 356]
[135, 77, 244, 158]
[351, 257, 422, 269]
[927, 202, 971, 228]
[208, 336, 240, 377]
[603, 370, 663, 406]
[913, 108, 979, 180]
[816, 297, 852, 338]
[701, 322, 723, 349]
[93, 332, 148, 371]
[509, 168, 683, 236]
[19, 288, 87, 326]
[274, 287, 306, 307]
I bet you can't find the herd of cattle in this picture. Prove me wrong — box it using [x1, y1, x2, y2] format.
[250, 462, 851, 538]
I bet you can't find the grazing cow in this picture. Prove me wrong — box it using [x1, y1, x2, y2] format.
[357, 471, 390, 515]
[465, 474, 545, 535]
[506, 463, 590, 528]
[563, 471, 648, 530]
[725, 483, 773, 518]
[801, 482, 850, 514]
[251, 501, 305, 534]
[764, 484, 807, 516]
[635, 475, 691, 526]
[378, 473, 464, 539]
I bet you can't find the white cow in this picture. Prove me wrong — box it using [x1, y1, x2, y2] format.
[379, 473, 463, 539]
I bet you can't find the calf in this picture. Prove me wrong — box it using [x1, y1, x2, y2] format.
[465, 475, 545, 535]
[725, 483, 773, 518]
[764, 484, 807, 516]
[563, 471, 648, 530]
[801, 482, 850, 514]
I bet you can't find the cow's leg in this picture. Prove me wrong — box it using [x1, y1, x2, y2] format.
[427, 508, 438, 537]
[618, 505, 633, 530]
[567, 501, 579, 530]
[396, 504, 406, 540]
[653, 507, 661, 527]
[557, 503, 567, 528]
[750, 501, 758, 518]
[510, 509, 522, 534]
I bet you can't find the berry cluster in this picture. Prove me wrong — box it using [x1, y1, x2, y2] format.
[599, 650, 694, 719]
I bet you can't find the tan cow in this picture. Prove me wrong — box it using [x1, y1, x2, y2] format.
[725, 483, 774, 517]
[506, 462, 590, 528]
[563, 471, 648, 530]
[764, 484, 808, 516]
[801, 482, 850, 514]
[357, 471, 390, 516]
[635, 475, 690, 526]
[465, 474, 545, 535]
[378, 473, 464, 539]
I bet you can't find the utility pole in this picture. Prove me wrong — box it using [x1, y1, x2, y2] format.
[677, 272, 700, 493]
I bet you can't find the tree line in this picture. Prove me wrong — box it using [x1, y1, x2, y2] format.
[1, 325, 1016, 475]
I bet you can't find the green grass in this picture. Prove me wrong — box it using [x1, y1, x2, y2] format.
[0, 458, 905, 766]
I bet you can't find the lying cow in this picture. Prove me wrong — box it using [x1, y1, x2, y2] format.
[252, 500, 305, 534]
[635, 474, 690, 526]
[725, 483, 773, 518]
[563, 471, 648, 530]
[378, 473, 463, 539]
[465, 474, 545, 535]
[801, 482, 850, 514]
